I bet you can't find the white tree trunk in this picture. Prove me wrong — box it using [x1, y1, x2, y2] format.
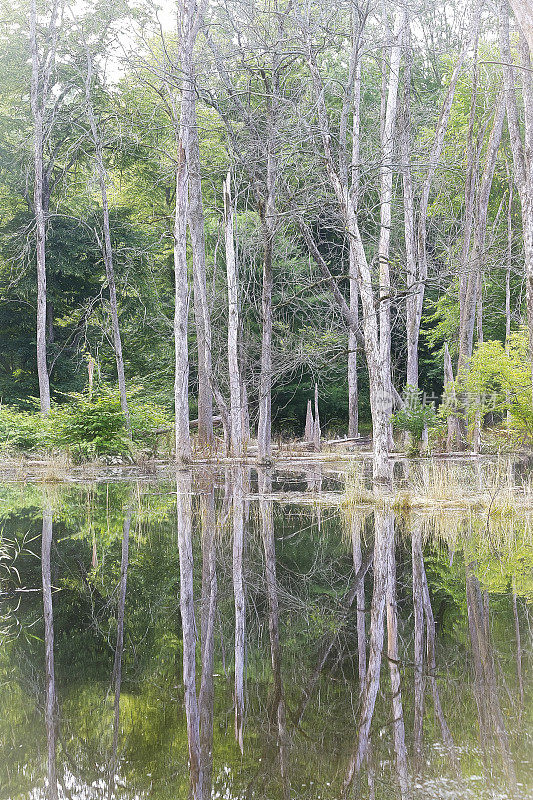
[499, 2, 533, 401]
[509, 0, 533, 56]
[378, 8, 406, 440]
[30, 0, 54, 414]
[224, 173, 243, 456]
[189, 112, 214, 451]
[174, 137, 192, 462]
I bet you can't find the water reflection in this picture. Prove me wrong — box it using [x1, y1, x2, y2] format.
[41, 502, 57, 800]
[0, 469, 530, 800]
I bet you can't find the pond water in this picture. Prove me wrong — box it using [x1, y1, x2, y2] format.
[0, 464, 531, 800]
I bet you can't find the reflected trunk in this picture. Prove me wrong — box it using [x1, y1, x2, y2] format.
[41, 503, 58, 800]
[466, 564, 516, 786]
[411, 523, 425, 772]
[177, 469, 202, 799]
[233, 465, 246, 752]
[386, 521, 409, 798]
[344, 507, 392, 793]
[199, 475, 217, 798]
[108, 504, 132, 798]
[259, 468, 289, 797]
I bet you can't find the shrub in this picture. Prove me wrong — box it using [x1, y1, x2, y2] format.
[392, 386, 437, 453]
[52, 388, 132, 463]
[0, 404, 52, 452]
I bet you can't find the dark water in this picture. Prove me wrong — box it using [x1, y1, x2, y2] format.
[0, 466, 531, 799]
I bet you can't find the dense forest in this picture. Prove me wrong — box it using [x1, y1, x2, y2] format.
[1, 0, 533, 480]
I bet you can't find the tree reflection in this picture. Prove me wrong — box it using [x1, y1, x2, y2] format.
[41, 502, 58, 800]
[258, 467, 289, 798]
[108, 501, 132, 798]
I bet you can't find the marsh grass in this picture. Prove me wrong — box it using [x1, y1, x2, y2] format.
[343, 457, 533, 516]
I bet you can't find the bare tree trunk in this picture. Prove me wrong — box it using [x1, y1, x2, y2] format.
[224, 173, 243, 457]
[305, 399, 314, 443]
[232, 464, 246, 752]
[509, 0, 533, 55]
[313, 383, 321, 451]
[401, 26, 419, 390]
[84, 50, 131, 434]
[499, 1, 533, 401]
[41, 504, 58, 800]
[378, 8, 406, 448]
[173, 136, 191, 462]
[29, 0, 56, 414]
[257, 126, 277, 463]
[458, 95, 506, 375]
[444, 343, 461, 450]
[189, 111, 214, 451]
[176, 469, 202, 799]
[347, 6, 363, 438]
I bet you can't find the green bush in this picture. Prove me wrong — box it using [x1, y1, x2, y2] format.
[52, 388, 132, 462]
[0, 404, 52, 452]
[0, 386, 173, 461]
[392, 386, 437, 453]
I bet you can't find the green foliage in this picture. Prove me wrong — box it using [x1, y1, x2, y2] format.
[392, 386, 437, 448]
[52, 388, 132, 462]
[0, 386, 172, 461]
[0, 403, 51, 451]
[444, 330, 533, 441]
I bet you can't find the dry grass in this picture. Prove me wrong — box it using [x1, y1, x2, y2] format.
[343, 457, 533, 517]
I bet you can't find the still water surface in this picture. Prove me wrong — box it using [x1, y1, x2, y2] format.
[0, 464, 531, 799]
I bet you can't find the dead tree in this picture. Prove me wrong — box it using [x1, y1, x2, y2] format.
[224, 173, 244, 457]
[499, 0, 533, 401]
[30, 0, 60, 413]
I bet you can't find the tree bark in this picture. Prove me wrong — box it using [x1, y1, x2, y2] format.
[189, 109, 214, 451]
[30, 0, 55, 414]
[499, 1, 533, 402]
[509, 0, 533, 56]
[224, 173, 243, 457]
